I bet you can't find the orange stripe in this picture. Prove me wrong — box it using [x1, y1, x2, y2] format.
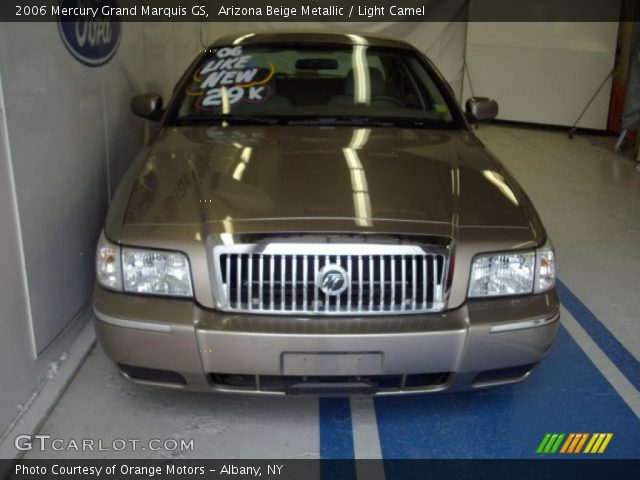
[560, 434, 575, 453]
[567, 434, 582, 453]
[597, 434, 613, 453]
[574, 433, 589, 453]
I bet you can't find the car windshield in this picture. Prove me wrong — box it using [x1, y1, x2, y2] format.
[169, 43, 461, 128]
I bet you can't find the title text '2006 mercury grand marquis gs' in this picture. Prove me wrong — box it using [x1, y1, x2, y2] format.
[93, 32, 558, 395]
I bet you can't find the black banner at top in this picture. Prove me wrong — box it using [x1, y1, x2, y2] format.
[1, 0, 634, 22]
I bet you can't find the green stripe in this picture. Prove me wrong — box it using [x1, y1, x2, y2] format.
[543, 434, 559, 453]
[537, 434, 552, 454]
[550, 433, 566, 453]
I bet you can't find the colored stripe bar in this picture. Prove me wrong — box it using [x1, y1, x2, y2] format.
[560, 433, 575, 453]
[584, 433, 604, 453]
[543, 434, 559, 453]
[537, 434, 551, 454]
[584, 434, 598, 453]
[556, 280, 640, 391]
[598, 434, 613, 453]
[541, 433, 614, 455]
[550, 433, 565, 453]
[589, 434, 607, 454]
[567, 434, 584, 453]
[574, 433, 589, 453]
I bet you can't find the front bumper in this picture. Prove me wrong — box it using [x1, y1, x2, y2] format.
[93, 287, 560, 395]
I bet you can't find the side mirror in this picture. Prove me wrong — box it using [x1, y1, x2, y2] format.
[131, 94, 163, 121]
[465, 97, 498, 123]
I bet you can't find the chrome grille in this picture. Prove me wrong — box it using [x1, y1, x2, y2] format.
[214, 243, 449, 315]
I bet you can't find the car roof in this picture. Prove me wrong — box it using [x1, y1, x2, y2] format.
[209, 31, 415, 50]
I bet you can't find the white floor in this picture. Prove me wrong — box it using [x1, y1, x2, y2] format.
[22, 124, 640, 460]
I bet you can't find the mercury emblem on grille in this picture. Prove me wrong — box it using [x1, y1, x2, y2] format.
[317, 264, 349, 296]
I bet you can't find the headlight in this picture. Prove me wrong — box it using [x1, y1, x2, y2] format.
[468, 240, 555, 298]
[122, 248, 193, 297]
[95, 231, 193, 297]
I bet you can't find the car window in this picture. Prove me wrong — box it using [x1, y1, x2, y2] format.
[171, 44, 459, 128]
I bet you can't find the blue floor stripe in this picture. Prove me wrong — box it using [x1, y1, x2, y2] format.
[556, 279, 640, 391]
[319, 398, 356, 478]
[319, 398, 355, 459]
[374, 325, 640, 459]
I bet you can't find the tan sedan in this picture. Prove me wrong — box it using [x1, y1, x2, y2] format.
[93, 32, 558, 395]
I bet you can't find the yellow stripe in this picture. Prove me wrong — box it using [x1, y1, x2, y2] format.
[583, 434, 598, 453]
[597, 433, 613, 454]
[567, 434, 581, 453]
[560, 434, 575, 453]
[590, 434, 606, 454]
[574, 434, 589, 453]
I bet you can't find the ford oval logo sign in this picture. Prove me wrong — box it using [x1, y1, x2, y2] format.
[57, 0, 121, 67]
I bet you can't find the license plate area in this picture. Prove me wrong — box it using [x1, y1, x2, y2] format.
[281, 352, 383, 376]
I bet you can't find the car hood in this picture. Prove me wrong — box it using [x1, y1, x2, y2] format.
[120, 125, 533, 231]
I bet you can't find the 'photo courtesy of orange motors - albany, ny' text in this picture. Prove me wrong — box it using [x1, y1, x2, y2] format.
[15, 462, 282, 477]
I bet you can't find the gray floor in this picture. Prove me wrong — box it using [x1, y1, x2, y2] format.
[478, 125, 640, 357]
[25, 345, 320, 459]
[25, 124, 640, 460]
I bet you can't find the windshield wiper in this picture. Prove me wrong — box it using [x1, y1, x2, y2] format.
[175, 114, 449, 129]
[176, 114, 282, 126]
